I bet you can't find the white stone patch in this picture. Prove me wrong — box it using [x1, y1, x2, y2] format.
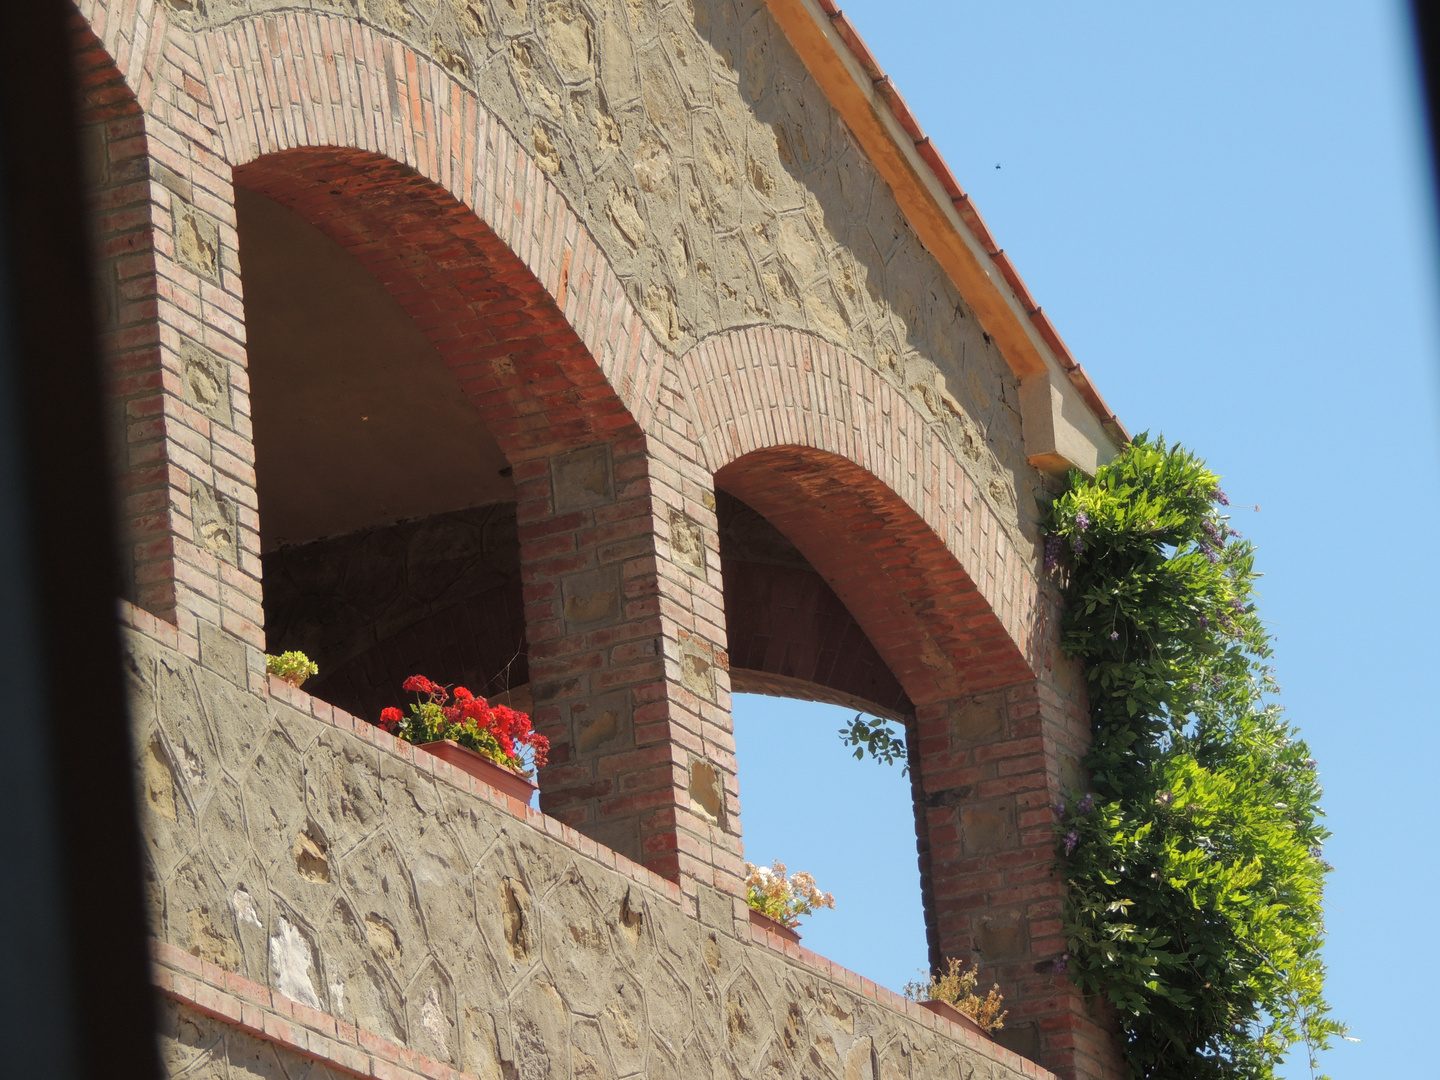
[420, 986, 448, 1055]
[231, 888, 262, 929]
[177, 739, 205, 789]
[329, 981, 346, 1016]
[270, 918, 321, 1009]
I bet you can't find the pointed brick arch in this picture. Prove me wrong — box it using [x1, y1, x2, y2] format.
[232, 144, 726, 879]
[682, 327, 1111, 1071]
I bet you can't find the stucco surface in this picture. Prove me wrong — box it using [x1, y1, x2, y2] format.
[174, 0, 1039, 546]
[129, 620, 1034, 1080]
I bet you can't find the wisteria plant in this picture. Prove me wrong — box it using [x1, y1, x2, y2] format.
[1043, 434, 1343, 1080]
[374, 675, 549, 777]
[743, 860, 835, 929]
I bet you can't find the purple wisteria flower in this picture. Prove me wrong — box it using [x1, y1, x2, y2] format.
[1213, 487, 1230, 506]
[1198, 614, 1209, 630]
[1052, 801, 1067, 821]
[1077, 793, 1095, 815]
[1044, 535, 1062, 571]
[1071, 536, 1085, 555]
[1051, 953, 1070, 974]
[1303, 758, 1318, 770]
[1230, 598, 1245, 613]
[1109, 630, 1120, 642]
[1063, 830, 1080, 855]
[1309, 846, 1325, 859]
[1074, 510, 1091, 532]
[1157, 791, 1174, 806]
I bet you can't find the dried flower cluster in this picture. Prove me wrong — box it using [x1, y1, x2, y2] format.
[903, 957, 1007, 1032]
[743, 861, 835, 929]
[372, 675, 549, 777]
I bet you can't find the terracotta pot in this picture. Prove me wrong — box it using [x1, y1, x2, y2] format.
[747, 906, 801, 944]
[919, 998, 991, 1039]
[418, 740, 537, 803]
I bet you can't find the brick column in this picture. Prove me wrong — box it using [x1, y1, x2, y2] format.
[518, 434, 742, 904]
[914, 657, 1123, 1080]
[77, 22, 263, 657]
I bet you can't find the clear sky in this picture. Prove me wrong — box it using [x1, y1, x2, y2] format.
[731, 3, 1440, 1077]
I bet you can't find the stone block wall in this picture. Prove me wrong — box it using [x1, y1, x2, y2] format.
[128, 604, 1052, 1080]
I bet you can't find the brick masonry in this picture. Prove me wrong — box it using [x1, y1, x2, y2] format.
[72, 1, 1123, 1076]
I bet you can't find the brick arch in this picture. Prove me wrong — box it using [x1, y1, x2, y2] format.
[71, 0, 170, 114]
[683, 326, 1044, 704]
[235, 146, 643, 461]
[197, 12, 669, 437]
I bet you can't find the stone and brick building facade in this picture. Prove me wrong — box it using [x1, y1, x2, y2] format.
[71, 0, 1129, 1076]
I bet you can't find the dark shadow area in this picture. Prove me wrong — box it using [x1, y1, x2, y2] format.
[0, 3, 160, 1077]
[263, 504, 528, 720]
[718, 488, 914, 720]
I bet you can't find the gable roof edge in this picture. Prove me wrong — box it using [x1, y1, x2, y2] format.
[765, 0, 1131, 471]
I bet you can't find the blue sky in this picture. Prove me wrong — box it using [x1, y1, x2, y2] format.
[731, 3, 1440, 1076]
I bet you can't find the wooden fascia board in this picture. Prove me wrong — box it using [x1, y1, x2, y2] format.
[764, 0, 1071, 384]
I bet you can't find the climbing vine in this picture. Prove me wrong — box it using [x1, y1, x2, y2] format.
[1044, 434, 1342, 1080]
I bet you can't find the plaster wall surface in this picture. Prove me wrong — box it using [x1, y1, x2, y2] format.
[129, 610, 1045, 1080]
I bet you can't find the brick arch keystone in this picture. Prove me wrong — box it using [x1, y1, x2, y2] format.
[681, 326, 1047, 700]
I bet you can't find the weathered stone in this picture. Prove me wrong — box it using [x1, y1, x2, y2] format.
[551, 445, 614, 511]
[562, 565, 622, 627]
[960, 804, 1016, 855]
[951, 699, 1005, 743]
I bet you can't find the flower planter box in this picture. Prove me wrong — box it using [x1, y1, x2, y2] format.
[919, 998, 991, 1040]
[747, 907, 801, 944]
[419, 740, 537, 803]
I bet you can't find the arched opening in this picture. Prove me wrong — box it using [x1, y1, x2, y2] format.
[719, 489, 914, 720]
[236, 184, 528, 720]
[232, 148, 672, 860]
[715, 444, 1036, 987]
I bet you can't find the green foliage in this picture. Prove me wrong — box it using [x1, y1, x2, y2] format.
[1045, 434, 1342, 1080]
[839, 713, 908, 773]
[266, 650, 318, 687]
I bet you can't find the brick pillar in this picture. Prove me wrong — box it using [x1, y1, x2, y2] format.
[518, 434, 742, 904]
[914, 656, 1123, 1080]
[77, 23, 263, 657]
